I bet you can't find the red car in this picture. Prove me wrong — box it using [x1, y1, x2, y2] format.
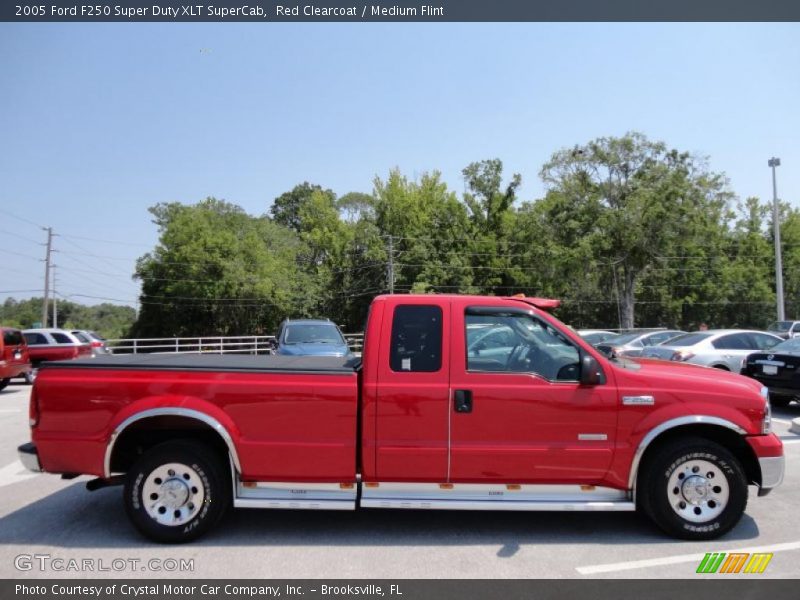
[0, 327, 32, 389]
[18, 295, 783, 543]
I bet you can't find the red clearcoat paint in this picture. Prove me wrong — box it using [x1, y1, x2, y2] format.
[29, 294, 782, 490]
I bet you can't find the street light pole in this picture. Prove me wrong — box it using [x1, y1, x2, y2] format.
[769, 157, 784, 321]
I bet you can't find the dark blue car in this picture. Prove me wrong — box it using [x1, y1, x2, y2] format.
[273, 319, 352, 357]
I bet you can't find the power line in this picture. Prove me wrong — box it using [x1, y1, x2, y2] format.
[58, 233, 152, 248]
[0, 208, 45, 230]
[0, 229, 44, 245]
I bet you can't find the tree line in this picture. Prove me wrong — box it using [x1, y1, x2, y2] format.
[128, 132, 796, 337]
[0, 297, 136, 339]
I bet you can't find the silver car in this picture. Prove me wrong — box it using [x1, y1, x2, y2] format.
[640, 329, 782, 371]
[595, 329, 686, 358]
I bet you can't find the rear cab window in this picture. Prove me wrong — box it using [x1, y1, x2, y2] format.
[389, 305, 443, 372]
[51, 333, 74, 344]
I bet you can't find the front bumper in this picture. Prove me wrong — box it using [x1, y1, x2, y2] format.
[758, 456, 785, 496]
[18, 442, 42, 473]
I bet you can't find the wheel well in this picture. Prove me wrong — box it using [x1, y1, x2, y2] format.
[109, 415, 232, 475]
[712, 364, 730, 371]
[637, 424, 761, 488]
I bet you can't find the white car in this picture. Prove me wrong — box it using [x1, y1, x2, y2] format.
[640, 329, 782, 371]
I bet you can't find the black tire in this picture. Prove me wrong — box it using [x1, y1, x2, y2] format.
[638, 437, 748, 540]
[0, 378, 9, 391]
[769, 395, 793, 408]
[124, 440, 230, 543]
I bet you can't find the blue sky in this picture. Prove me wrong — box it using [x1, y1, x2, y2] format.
[1, 23, 798, 308]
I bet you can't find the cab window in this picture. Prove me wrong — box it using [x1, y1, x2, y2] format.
[465, 310, 580, 381]
[389, 305, 442, 373]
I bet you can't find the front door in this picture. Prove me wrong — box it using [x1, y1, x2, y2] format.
[448, 307, 617, 483]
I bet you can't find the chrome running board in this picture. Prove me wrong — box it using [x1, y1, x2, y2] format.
[359, 482, 634, 511]
[233, 479, 356, 510]
[233, 479, 634, 512]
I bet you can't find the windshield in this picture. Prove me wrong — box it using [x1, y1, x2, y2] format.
[770, 338, 800, 354]
[769, 321, 793, 332]
[662, 332, 713, 347]
[284, 323, 345, 345]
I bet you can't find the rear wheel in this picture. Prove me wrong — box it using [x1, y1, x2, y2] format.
[0, 378, 9, 391]
[638, 437, 747, 540]
[124, 440, 230, 543]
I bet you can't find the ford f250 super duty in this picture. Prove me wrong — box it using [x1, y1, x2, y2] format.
[18, 295, 784, 543]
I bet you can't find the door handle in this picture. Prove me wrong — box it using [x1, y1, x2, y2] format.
[454, 390, 473, 413]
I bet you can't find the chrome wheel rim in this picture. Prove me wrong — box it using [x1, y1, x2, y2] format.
[667, 459, 729, 523]
[142, 462, 205, 527]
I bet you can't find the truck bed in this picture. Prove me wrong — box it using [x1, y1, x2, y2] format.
[42, 353, 361, 374]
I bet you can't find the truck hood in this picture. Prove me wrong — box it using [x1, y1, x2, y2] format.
[612, 356, 764, 397]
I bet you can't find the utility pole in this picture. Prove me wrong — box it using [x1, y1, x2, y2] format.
[41, 227, 53, 327]
[769, 158, 784, 321]
[387, 235, 395, 294]
[52, 265, 58, 328]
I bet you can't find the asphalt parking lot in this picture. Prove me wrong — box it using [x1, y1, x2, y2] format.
[0, 383, 798, 579]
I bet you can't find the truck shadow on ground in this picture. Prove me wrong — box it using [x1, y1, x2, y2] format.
[0, 482, 760, 552]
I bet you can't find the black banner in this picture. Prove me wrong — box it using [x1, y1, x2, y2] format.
[5, 580, 800, 600]
[3, 0, 800, 22]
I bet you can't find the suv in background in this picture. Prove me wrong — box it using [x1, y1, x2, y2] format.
[22, 328, 93, 380]
[273, 319, 352, 357]
[767, 320, 800, 340]
[0, 327, 32, 389]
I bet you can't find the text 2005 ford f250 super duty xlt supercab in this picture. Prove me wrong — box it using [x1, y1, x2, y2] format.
[18, 295, 784, 543]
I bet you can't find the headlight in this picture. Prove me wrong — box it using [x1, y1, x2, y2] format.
[760, 386, 771, 434]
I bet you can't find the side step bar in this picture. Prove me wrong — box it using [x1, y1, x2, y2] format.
[233, 479, 634, 512]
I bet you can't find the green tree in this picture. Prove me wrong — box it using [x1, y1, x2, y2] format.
[539, 132, 734, 328]
[270, 182, 336, 232]
[133, 197, 309, 337]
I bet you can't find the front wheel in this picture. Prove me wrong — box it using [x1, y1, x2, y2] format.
[638, 437, 748, 540]
[124, 440, 230, 543]
[0, 378, 9, 391]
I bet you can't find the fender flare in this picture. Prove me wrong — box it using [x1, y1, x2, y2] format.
[628, 415, 747, 495]
[104, 407, 242, 478]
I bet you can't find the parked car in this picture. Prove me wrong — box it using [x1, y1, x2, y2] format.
[595, 330, 686, 358]
[71, 330, 111, 356]
[641, 330, 782, 371]
[19, 294, 782, 543]
[741, 336, 800, 407]
[22, 328, 93, 380]
[577, 329, 617, 345]
[767, 320, 800, 340]
[273, 319, 351, 357]
[0, 327, 32, 389]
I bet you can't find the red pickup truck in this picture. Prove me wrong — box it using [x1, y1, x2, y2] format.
[18, 295, 783, 543]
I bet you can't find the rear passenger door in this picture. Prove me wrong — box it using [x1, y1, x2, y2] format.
[374, 301, 451, 482]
